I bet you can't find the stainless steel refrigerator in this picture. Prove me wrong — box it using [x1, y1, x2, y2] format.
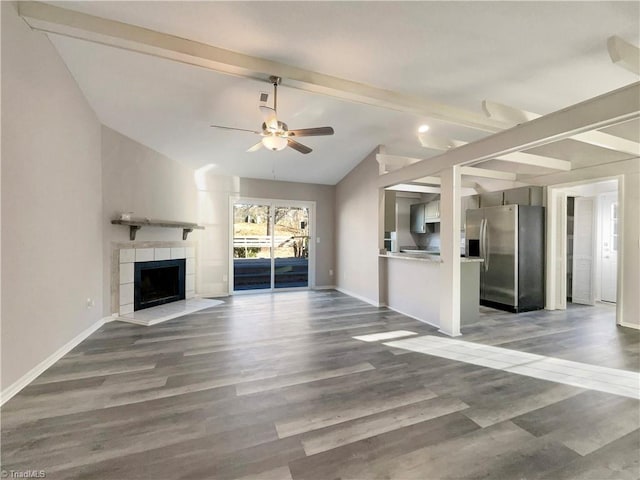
[465, 205, 545, 313]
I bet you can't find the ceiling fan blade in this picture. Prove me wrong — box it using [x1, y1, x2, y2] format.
[247, 142, 263, 153]
[210, 125, 261, 134]
[287, 139, 312, 154]
[259, 106, 278, 131]
[288, 127, 334, 137]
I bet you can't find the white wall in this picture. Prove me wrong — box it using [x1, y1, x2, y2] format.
[335, 148, 382, 305]
[101, 126, 200, 315]
[1, 2, 103, 391]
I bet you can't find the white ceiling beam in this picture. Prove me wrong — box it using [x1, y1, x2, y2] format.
[413, 175, 478, 188]
[460, 167, 517, 181]
[385, 184, 442, 194]
[385, 183, 478, 196]
[18, 1, 508, 134]
[379, 82, 640, 187]
[481, 101, 538, 124]
[418, 133, 466, 151]
[376, 154, 422, 167]
[413, 175, 442, 185]
[419, 132, 571, 171]
[483, 99, 640, 156]
[376, 154, 423, 174]
[495, 151, 571, 171]
[607, 36, 640, 75]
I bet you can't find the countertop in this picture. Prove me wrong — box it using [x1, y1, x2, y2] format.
[380, 252, 484, 263]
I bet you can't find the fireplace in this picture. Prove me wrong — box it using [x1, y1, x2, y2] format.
[134, 259, 186, 311]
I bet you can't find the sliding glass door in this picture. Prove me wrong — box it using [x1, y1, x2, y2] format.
[274, 206, 309, 289]
[233, 200, 311, 292]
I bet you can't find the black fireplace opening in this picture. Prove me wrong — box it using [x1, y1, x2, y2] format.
[134, 259, 186, 311]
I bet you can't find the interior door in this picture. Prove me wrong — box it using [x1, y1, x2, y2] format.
[572, 197, 596, 305]
[600, 192, 618, 303]
[483, 205, 518, 307]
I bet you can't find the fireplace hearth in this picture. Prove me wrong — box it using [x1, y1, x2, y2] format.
[134, 259, 186, 311]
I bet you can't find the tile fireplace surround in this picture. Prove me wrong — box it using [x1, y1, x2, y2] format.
[112, 242, 196, 317]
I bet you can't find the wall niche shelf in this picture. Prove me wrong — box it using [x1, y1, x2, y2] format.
[111, 217, 204, 241]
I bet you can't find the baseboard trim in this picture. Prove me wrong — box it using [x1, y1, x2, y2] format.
[335, 287, 383, 307]
[0, 317, 108, 406]
[619, 321, 640, 330]
[312, 285, 337, 291]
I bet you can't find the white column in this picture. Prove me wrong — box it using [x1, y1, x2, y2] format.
[439, 165, 462, 336]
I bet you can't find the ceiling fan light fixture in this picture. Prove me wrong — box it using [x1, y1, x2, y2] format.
[262, 134, 288, 151]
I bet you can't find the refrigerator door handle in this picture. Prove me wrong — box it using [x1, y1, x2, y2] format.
[480, 218, 489, 272]
[480, 218, 487, 271]
[483, 219, 490, 271]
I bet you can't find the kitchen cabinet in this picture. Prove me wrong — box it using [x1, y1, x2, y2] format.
[461, 195, 479, 230]
[479, 191, 504, 208]
[504, 186, 543, 206]
[479, 187, 544, 208]
[410, 203, 426, 233]
[425, 200, 440, 222]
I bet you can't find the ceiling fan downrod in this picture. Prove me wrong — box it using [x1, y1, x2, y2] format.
[269, 75, 281, 112]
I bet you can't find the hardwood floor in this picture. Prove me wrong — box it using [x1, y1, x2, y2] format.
[2, 291, 639, 479]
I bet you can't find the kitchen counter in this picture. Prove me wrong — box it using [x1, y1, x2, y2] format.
[380, 252, 484, 263]
[380, 252, 481, 328]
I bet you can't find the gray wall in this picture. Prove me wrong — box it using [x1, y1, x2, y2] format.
[101, 127, 200, 315]
[335, 148, 382, 305]
[1, 3, 103, 391]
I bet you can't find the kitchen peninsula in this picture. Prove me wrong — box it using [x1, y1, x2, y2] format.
[380, 251, 483, 331]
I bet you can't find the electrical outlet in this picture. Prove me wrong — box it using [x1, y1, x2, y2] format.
[86, 298, 95, 309]
[222, 274, 228, 282]
[329, 269, 334, 276]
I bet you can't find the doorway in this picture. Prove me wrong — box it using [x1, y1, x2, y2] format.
[231, 199, 314, 292]
[549, 179, 620, 312]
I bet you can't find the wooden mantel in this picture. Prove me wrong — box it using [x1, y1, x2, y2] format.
[111, 217, 204, 241]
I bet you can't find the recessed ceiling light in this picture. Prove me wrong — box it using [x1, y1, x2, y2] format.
[418, 124, 430, 133]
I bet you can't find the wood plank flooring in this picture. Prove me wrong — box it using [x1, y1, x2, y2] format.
[1, 291, 639, 479]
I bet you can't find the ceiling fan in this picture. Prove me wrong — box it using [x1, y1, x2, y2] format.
[210, 76, 334, 154]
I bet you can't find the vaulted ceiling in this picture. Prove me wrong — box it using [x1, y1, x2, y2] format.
[27, 1, 640, 185]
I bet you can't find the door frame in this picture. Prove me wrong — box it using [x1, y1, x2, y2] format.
[228, 196, 316, 295]
[546, 176, 623, 324]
